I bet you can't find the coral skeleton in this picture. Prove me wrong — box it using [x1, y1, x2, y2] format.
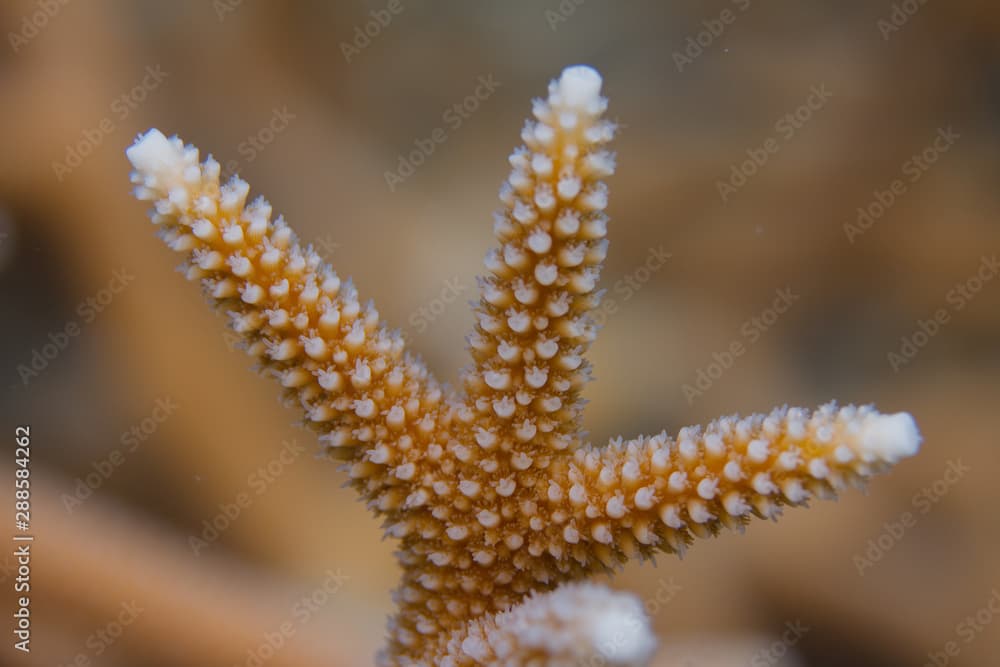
[126, 65, 921, 666]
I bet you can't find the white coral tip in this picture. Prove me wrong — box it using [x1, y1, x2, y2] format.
[586, 598, 657, 665]
[557, 65, 603, 108]
[126, 128, 182, 176]
[860, 411, 921, 463]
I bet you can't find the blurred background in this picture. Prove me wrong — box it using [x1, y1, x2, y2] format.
[1, 1, 998, 665]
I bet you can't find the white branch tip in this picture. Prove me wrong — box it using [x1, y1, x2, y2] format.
[126, 128, 181, 176]
[556, 65, 603, 108]
[860, 411, 922, 463]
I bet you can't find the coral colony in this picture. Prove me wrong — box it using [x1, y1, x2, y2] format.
[126, 66, 921, 666]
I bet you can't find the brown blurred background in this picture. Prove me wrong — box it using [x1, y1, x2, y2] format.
[1, 1, 998, 665]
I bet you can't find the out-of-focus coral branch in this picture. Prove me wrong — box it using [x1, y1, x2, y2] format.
[20, 463, 360, 667]
[440, 583, 656, 667]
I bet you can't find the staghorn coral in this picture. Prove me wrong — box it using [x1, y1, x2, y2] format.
[125, 65, 921, 666]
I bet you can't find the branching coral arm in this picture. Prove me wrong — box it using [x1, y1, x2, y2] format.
[463, 66, 616, 454]
[126, 131, 455, 509]
[541, 404, 921, 568]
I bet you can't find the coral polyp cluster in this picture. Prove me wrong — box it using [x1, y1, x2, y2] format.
[127, 65, 920, 666]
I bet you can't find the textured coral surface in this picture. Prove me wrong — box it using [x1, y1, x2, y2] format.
[127, 66, 920, 666]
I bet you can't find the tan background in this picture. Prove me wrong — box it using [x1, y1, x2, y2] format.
[0, 1, 998, 665]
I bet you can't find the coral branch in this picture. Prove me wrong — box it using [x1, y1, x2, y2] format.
[544, 404, 921, 566]
[463, 65, 616, 452]
[126, 129, 452, 490]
